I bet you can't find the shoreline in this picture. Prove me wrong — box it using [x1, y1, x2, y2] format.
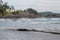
[0, 28, 60, 34]
[7, 28, 60, 34]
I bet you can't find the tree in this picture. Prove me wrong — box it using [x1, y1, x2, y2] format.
[11, 6, 15, 10]
[0, 0, 14, 17]
[12, 10, 20, 15]
[26, 8, 38, 14]
[0, 0, 3, 5]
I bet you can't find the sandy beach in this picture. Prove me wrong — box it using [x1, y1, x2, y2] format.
[0, 30, 60, 40]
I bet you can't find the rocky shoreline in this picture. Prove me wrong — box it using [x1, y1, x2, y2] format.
[0, 8, 60, 18]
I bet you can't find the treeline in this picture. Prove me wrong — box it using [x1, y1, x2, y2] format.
[39, 12, 60, 18]
[0, 0, 14, 17]
[3, 8, 39, 18]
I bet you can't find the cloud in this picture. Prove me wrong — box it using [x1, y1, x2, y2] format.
[3, 0, 60, 13]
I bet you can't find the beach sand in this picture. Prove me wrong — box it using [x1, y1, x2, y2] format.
[0, 30, 60, 40]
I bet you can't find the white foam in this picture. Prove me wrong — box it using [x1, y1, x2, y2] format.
[0, 19, 5, 21]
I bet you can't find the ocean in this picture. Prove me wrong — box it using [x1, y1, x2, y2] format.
[0, 18, 60, 40]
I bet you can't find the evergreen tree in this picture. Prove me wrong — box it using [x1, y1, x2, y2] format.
[27, 8, 38, 14]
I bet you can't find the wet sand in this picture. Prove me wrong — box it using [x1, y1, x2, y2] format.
[0, 30, 60, 40]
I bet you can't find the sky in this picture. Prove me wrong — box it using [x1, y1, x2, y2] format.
[3, 0, 60, 13]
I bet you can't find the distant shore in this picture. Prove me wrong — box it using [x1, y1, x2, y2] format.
[0, 8, 60, 19]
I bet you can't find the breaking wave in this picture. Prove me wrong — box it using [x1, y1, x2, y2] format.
[0, 18, 60, 34]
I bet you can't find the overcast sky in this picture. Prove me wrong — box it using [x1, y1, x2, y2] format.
[3, 0, 60, 13]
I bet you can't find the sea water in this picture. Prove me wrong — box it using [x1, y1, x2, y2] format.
[0, 18, 60, 40]
[0, 18, 60, 30]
